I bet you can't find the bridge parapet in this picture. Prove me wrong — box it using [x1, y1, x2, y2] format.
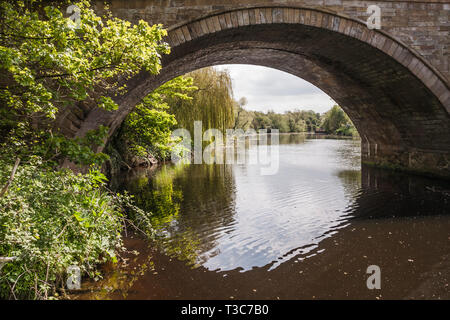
[95, 0, 450, 83]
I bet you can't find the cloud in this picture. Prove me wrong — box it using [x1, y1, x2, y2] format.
[214, 64, 336, 114]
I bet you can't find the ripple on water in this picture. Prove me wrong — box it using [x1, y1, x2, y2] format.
[77, 136, 450, 300]
[154, 139, 364, 272]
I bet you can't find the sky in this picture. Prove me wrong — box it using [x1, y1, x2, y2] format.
[214, 64, 336, 114]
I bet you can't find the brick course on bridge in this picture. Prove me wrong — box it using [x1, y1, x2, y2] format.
[100, 0, 450, 82]
[56, 0, 450, 178]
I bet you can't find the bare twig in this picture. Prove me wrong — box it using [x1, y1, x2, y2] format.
[44, 259, 50, 300]
[0, 157, 21, 198]
[6, 280, 17, 300]
[10, 271, 26, 299]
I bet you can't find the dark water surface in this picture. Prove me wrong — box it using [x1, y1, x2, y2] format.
[76, 134, 450, 299]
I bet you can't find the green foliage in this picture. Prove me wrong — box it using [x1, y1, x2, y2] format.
[0, 0, 171, 300]
[266, 111, 290, 133]
[37, 126, 110, 166]
[233, 103, 357, 136]
[168, 67, 236, 136]
[122, 107, 178, 160]
[113, 68, 236, 165]
[321, 105, 358, 137]
[0, 157, 125, 299]
[234, 107, 321, 133]
[116, 76, 197, 162]
[0, 0, 169, 164]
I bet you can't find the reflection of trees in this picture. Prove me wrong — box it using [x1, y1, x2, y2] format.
[122, 164, 200, 266]
[126, 165, 183, 228]
[121, 163, 237, 267]
[173, 164, 237, 265]
[76, 163, 238, 299]
[278, 133, 306, 145]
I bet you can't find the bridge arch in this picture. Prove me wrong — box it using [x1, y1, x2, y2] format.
[74, 6, 450, 177]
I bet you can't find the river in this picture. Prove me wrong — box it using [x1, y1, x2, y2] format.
[74, 134, 450, 300]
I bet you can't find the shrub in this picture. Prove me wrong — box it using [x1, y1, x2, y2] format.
[0, 157, 125, 299]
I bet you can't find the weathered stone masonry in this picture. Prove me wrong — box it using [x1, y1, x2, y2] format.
[57, 1, 450, 178]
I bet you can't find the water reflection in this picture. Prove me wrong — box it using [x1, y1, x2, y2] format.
[76, 134, 450, 300]
[117, 162, 238, 268]
[117, 135, 364, 272]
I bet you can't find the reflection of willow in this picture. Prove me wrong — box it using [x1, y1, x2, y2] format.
[123, 163, 237, 268]
[279, 133, 307, 145]
[173, 164, 237, 266]
[77, 163, 237, 299]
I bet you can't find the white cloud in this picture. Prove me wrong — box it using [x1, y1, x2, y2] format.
[214, 64, 336, 114]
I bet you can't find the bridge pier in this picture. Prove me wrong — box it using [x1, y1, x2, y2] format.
[361, 142, 450, 179]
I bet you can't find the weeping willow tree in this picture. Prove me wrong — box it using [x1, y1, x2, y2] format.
[167, 67, 235, 136]
[111, 67, 235, 168]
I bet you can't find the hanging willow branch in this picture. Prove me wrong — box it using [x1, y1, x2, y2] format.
[169, 67, 235, 136]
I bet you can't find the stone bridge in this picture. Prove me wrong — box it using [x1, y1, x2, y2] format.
[56, 0, 450, 178]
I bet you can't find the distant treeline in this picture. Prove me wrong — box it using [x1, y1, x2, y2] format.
[234, 100, 358, 137]
[167, 67, 358, 138]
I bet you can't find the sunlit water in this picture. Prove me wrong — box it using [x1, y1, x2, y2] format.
[75, 134, 450, 300]
[188, 135, 361, 272]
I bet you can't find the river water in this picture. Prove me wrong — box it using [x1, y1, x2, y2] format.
[75, 134, 450, 299]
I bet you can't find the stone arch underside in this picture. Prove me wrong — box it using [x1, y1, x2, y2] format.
[66, 7, 450, 178]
